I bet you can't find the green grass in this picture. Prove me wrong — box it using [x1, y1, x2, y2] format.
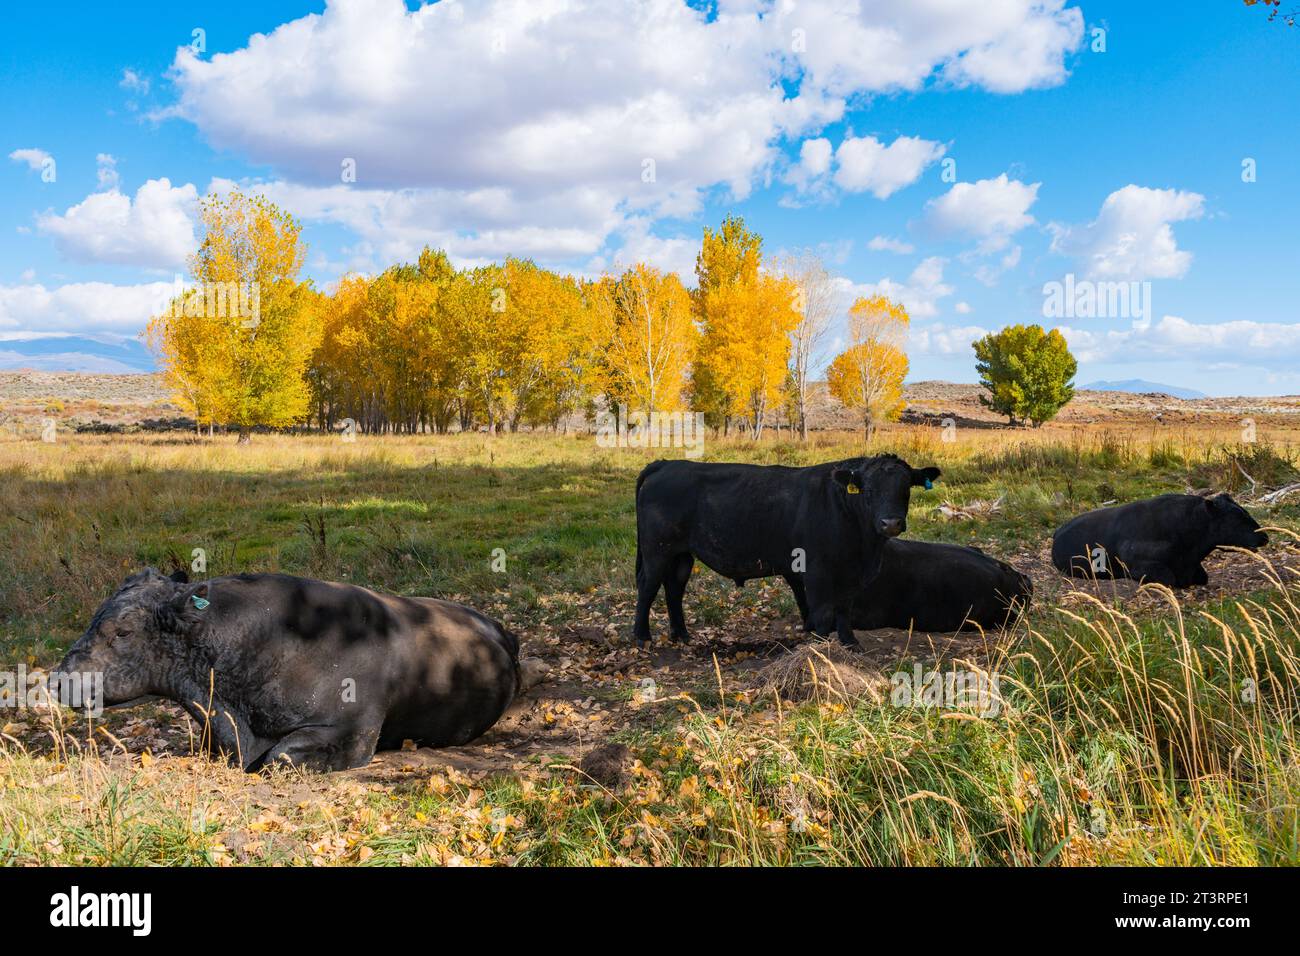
[1, 427, 1298, 865]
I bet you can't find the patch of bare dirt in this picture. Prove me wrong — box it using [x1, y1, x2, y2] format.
[7, 542, 1297, 787]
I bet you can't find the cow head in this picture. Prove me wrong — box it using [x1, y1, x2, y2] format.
[833, 455, 941, 539]
[54, 567, 208, 707]
[1206, 494, 1268, 549]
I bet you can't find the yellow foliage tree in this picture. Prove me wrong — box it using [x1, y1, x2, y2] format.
[308, 273, 372, 431]
[437, 264, 508, 432]
[498, 259, 597, 431]
[695, 273, 800, 438]
[693, 215, 787, 434]
[146, 189, 318, 441]
[826, 294, 911, 439]
[594, 264, 697, 414]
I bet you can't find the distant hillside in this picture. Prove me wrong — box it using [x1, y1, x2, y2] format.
[1082, 379, 1207, 400]
[0, 336, 155, 374]
[4, 373, 1299, 434]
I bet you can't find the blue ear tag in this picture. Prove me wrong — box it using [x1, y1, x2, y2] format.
[924, 478, 933, 490]
[191, 595, 210, 610]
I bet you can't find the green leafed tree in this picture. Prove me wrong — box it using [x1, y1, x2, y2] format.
[973, 323, 1077, 427]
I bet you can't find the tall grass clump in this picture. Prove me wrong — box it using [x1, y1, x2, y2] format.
[505, 544, 1300, 865]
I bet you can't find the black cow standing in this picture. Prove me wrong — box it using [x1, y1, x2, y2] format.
[633, 454, 940, 647]
[54, 568, 521, 772]
[1051, 493, 1268, 587]
[849, 539, 1032, 632]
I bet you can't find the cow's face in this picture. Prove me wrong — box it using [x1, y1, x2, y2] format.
[55, 568, 202, 706]
[834, 458, 941, 539]
[1206, 494, 1268, 549]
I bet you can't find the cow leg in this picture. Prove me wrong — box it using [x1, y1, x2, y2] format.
[663, 553, 695, 643]
[179, 693, 275, 770]
[804, 578, 839, 638]
[634, 554, 670, 646]
[833, 609, 860, 649]
[256, 724, 379, 773]
[782, 573, 812, 630]
[1126, 561, 1178, 587]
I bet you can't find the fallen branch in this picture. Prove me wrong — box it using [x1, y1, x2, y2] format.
[1234, 459, 1259, 495]
[1260, 481, 1300, 505]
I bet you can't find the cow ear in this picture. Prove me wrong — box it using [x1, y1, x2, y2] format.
[832, 467, 862, 494]
[161, 583, 211, 633]
[912, 466, 941, 489]
[169, 569, 189, 584]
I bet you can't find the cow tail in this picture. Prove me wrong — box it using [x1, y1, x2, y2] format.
[634, 466, 649, 588]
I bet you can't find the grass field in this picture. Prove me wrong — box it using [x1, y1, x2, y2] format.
[2, 420, 1299, 865]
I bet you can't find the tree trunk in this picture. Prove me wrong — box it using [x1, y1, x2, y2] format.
[237, 425, 251, 445]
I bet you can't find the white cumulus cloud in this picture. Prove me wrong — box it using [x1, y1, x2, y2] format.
[162, 0, 1083, 262]
[9, 148, 52, 171]
[1049, 185, 1205, 280]
[35, 179, 199, 270]
[868, 235, 915, 255]
[832, 134, 946, 199]
[910, 322, 990, 356]
[922, 173, 1040, 239]
[844, 256, 954, 319]
[0, 280, 180, 337]
[1061, 315, 1300, 365]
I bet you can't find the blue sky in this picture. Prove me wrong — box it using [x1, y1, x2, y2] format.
[2, 0, 1297, 394]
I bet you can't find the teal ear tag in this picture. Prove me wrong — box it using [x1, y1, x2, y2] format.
[191, 595, 210, 610]
[924, 478, 933, 490]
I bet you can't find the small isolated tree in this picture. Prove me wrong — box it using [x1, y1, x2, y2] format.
[147, 189, 318, 442]
[973, 323, 1077, 426]
[826, 295, 910, 439]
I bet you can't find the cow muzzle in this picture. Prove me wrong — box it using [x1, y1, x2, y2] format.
[878, 517, 905, 538]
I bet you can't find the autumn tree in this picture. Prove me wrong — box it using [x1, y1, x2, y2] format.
[973, 324, 1076, 426]
[365, 268, 443, 433]
[826, 295, 910, 439]
[307, 273, 372, 432]
[497, 259, 596, 431]
[436, 264, 508, 433]
[693, 215, 768, 434]
[594, 264, 697, 414]
[147, 189, 318, 442]
[773, 251, 838, 439]
[696, 215, 762, 295]
[1244, 0, 1298, 26]
[694, 272, 800, 438]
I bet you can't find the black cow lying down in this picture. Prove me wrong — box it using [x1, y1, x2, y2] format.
[1051, 493, 1268, 587]
[634, 453, 940, 647]
[849, 539, 1032, 632]
[55, 569, 520, 772]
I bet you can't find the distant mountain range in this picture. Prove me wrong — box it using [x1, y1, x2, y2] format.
[0, 343, 1223, 403]
[1081, 379, 1207, 400]
[0, 336, 155, 374]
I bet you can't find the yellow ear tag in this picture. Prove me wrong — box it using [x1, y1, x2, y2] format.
[846, 483, 860, 494]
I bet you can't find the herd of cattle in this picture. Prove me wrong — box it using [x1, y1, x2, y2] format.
[53, 452, 1270, 771]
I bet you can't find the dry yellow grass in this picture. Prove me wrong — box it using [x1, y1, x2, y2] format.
[0, 422, 1297, 865]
